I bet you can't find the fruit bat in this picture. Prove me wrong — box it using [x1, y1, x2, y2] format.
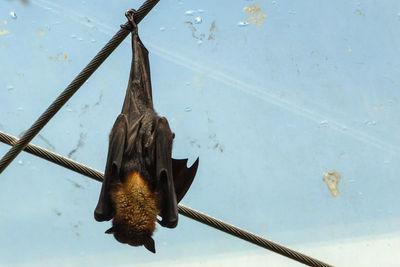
[94, 9, 199, 253]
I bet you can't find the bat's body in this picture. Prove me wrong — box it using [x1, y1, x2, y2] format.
[94, 10, 199, 253]
[109, 171, 160, 247]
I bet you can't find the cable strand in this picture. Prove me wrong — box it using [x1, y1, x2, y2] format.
[0, 130, 334, 267]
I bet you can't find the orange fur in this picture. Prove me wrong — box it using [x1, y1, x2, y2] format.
[110, 171, 160, 246]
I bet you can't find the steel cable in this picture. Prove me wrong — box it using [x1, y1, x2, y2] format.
[0, 130, 333, 267]
[0, 0, 160, 174]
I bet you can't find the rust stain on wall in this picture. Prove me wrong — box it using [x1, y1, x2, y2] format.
[49, 53, 68, 61]
[323, 170, 341, 197]
[244, 3, 267, 26]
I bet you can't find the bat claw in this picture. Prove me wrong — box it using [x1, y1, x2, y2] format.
[121, 9, 138, 32]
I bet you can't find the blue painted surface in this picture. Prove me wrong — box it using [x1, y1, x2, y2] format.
[1, 0, 400, 266]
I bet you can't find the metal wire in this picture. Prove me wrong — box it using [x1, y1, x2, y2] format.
[0, 0, 160, 174]
[0, 130, 333, 267]
[0, 131, 103, 182]
[178, 205, 333, 267]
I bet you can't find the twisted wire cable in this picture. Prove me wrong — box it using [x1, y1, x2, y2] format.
[178, 205, 333, 267]
[0, 131, 103, 182]
[0, 0, 160, 174]
[0, 130, 334, 267]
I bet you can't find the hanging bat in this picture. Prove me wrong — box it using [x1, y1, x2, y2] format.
[94, 9, 199, 253]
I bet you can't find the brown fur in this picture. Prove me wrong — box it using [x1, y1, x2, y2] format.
[110, 171, 160, 246]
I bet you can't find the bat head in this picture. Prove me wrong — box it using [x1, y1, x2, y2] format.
[105, 225, 156, 253]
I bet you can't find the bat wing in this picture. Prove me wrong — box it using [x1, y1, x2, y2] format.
[121, 15, 154, 123]
[154, 120, 200, 228]
[154, 118, 179, 229]
[172, 158, 199, 203]
[94, 114, 128, 222]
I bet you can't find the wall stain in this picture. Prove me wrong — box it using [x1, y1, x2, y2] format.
[323, 170, 341, 197]
[185, 21, 206, 43]
[80, 104, 89, 115]
[38, 134, 55, 150]
[186, 21, 217, 44]
[208, 21, 216, 40]
[244, 3, 267, 26]
[0, 29, 9, 35]
[190, 139, 201, 148]
[49, 53, 68, 61]
[185, 21, 200, 40]
[67, 179, 83, 189]
[68, 132, 86, 159]
[93, 91, 103, 106]
[72, 221, 82, 237]
[354, 9, 365, 16]
[208, 133, 224, 153]
[53, 209, 62, 216]
[37, 29, 45, 35]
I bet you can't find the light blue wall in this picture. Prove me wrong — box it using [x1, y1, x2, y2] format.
[1, 0, 399, 266]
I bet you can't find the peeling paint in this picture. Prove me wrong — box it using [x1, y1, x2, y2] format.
[323, 170, 341, 197]
[49, 53, 68, 61]
[244, 3, 267, 26]
[185, 21, 203, 42]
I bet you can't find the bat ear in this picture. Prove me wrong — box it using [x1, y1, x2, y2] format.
[105, 226, 116, 234]
[143, 236, 156, 253]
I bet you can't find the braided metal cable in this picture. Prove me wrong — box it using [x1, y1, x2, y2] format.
[178, 205, 333, 267]
[0, 0, 160, 174]
[0, 130, 333, 267]
[0, 131, 103, 182]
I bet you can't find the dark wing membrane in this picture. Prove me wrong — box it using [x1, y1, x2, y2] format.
[121, 28, 154, 123]
[94, 114, 128, 222]
[172, 158, 199, 203]
[155, 118, 178, 228]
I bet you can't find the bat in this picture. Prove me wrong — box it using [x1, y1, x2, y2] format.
[94, 9, 199, 253]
